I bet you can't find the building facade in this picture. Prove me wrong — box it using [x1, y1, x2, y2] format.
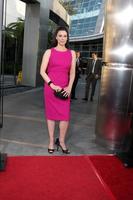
[69, 0, 104, 58]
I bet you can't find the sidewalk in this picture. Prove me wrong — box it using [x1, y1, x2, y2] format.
[0, 76, 110, 155]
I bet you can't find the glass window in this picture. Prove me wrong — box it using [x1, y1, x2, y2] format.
[82, 51, 89, 58]
[82, 45, 89, 51]
[70, 0, 102, 37]
[97, 45, 102, 50]
[82, 3, 89, 8]
[90, 45, 97, 51]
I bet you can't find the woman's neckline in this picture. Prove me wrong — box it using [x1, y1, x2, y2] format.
[53, 47, 68, 52]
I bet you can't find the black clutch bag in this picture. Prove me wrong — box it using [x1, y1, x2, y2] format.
[54, 89, 68, 100]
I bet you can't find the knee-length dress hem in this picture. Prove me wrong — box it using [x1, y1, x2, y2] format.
[46, 117, 70, 121]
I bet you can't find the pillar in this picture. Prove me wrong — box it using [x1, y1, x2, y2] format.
[95, 0, 133, 151]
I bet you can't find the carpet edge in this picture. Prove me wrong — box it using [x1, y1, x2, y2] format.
[84, 156, 116, 200]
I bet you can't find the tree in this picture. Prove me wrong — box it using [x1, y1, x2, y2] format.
[3, 18, 24, 77]
[6, 18, 24, 65]
[58, 0, 76, 15]
[4, 18, 24, 75]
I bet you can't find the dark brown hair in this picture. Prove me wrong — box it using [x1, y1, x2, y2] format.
[92, 52, 98, 56]
[51, 26, 69, 48]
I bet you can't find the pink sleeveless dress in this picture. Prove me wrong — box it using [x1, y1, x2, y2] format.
[44, 48, 72, 121]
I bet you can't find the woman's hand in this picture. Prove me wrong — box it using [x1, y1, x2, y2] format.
[63, 86, 71, 97]
[50, 83, 62, 92]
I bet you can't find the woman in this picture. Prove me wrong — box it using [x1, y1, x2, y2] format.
[40, 26, 76, 154]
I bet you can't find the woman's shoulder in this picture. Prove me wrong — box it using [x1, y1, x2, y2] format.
[43, 49, 52, 58]
[70, 49, 75, 54]
[70, 50, 76, 58]
[45, 49, 51, 54]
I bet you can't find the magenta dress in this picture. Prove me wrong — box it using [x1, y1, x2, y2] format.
[44, 48, 72, 121]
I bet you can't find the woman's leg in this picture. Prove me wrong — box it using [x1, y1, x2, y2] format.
[47, 120, 55, 149]
[59, 121, 69, 149]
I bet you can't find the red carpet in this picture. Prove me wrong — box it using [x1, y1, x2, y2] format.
[0, 155, 132, 200]
[90, 155, 133, 200]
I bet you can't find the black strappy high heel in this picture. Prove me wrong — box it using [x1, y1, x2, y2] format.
[48, 148, 55, 154]
[55, 138, 70, 154]
[48, 148, 54, 154]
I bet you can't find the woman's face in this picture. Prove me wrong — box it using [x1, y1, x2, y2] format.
[56, 30, 68, 47]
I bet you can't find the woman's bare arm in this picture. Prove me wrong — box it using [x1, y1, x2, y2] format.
[40, 49, 62, 91]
